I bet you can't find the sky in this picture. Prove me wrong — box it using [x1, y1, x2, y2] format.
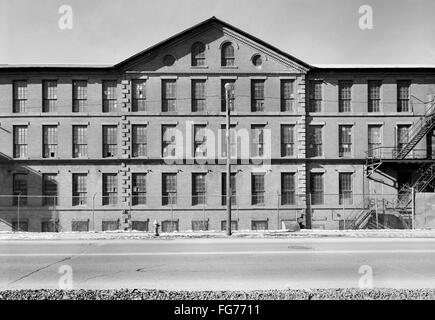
[1, 0, 435, 65]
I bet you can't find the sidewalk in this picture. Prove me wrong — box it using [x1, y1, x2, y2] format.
[1, 229, 435, 240]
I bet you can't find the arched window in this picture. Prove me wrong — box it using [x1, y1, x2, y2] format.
[191, 42, 205, 66]
[221, 42, 235, 67]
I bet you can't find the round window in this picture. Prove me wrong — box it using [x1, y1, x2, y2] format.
[163, 54, 176, 66]
[252, 54, 263, 67]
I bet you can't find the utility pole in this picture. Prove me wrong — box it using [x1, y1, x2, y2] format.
[225, 83, 234, 236]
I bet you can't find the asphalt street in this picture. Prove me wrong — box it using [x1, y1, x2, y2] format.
[1, 238, 435, 290]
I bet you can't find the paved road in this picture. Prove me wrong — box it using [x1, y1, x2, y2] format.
[1, 238, 435, 290]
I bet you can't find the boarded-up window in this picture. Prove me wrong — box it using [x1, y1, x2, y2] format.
[309, 80, 322, 112]
[72, 220, 89, 232]
[221, 80, 235, 112]
[251, 80, 265, 112]
[13, 125, 28, 158]
[221, 42, 235, 66]
[103, 125, 117, 157]
[397, 80, 411, 112]
[43, 80, 57, 112]
[251, 125, 265, 157]
[368, 125, 382, 157]
[73, 80, 87, 112]
[192, 80, 206, 112]
[339, 173, 353, 205]
[102, 220, 119, 231]
[73, 125, 88, 158]
[191, 42, 206, 66]
[132, 125, 147, 157]
[281, 173, 295, 205]
[13, 173, 27, 206]
[194, 125, 207, 157]
[251, 174, 265, 205]
[221, 172, 236, 206]
[368, 80, 381, 112]
[310, 173, 324, 205]
[13, 80, 27, 113]
[281, 79, 294, 112]
[192, 220, 208, 231]
[161, 220, 178, 232]
[339, 80, 352, 112]
[103, 80, 117, 112]
[339, 125, 352, 157]
[72, 173, 87, 206]
[162, 79, 176, 112]
[162, 125, 176, 157]
[281, 125, 294, 157]
[309, 126, 323, 157]
[42, 174, 57, 205]
[251, 220, 268, 231]
[132, 79, 146, 112]
[192, 173, 206, 205]
[221, 220, 238, 231]
[132, 221, 148, 231]
[162, 173, 177, 205]
[102, 173, 118, 205]
[43, 125, 58, 158]
[132, 173, 146, 205]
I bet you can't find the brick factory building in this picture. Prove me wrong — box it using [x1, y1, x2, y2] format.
[1, 17, 434, 232]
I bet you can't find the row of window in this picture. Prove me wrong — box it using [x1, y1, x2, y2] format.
[11, 171, 354, 207]
[11, 123, 412, 159]
[12, 219, 269, 232]
[11, 79, 295, 113]
[11, 172, 294, 206]
[309, 79, 412, 112]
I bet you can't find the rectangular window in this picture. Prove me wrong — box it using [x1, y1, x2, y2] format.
[221, 220, 238, 231]
[281, 79, 294, 112]
[72, 125, 88, 158]
[251, 174, 265, 205]
[102, 220, 119, 231]
[102, 173, 118, 205]
[132, 125, 147, 157]
[192, 80, 206, 112]
[13, 125, 28, 158]
[368, 125, 382, 157]
[251, 80, 265, 112]
[72, 173, 87, 206]
[339, 125, 352, 157]
[103, 125, 117, 158]
[42, 80, 57, 112]
[12, 221, 28, 232]
[221, 80, 235, 112]
[397, 80, 411, 112]
[72, 220, 89, 232]
[220, 124, 237, 158]
[13, 80, 27, 113]
[368, 80, 381, 112]
[42, 174, 57, 205]
[132, 79, 146, 112]
[281, 125, 294, 157]
[251, 125, 265, 157]
[309, 125, 323, 157]
[102, 80, 117, 112]
[338, 80, 352, 112]
[194, 125, 207, 157]
[192, 173, 206, 205]
[251, 220, 268, 231]
[161, 220, 179, 232]
[221, 172, 236, 205]
[162, 79, 176, 112]
[13, 173, 27, 206]
[132, 221, 149, 231]
[310, 173, 324, 205]
[281, 173, 295, 205]
[132, 173, 147, 205]
[309, 80, 322, 112]
[43, 125, 58, 158]
[162, 125, 176, 157]
[339, 173, 353, 205]
[73, 80, 87, 112]
[192, 220, 209, 231]
[41, 220, 58, 232]
[397, 125, 410, 152]
[162, 173, 177, 205]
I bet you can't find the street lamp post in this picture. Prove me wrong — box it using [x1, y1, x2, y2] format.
[225, 83, 234, 236]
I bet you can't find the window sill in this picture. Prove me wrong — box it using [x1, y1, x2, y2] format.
[221, 66, 238, 69]
[190, 66, 209, 69]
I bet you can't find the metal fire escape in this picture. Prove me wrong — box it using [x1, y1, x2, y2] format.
[359, 97, 435, 229]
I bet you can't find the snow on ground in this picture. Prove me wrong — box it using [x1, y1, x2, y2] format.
[1, 229, 435, 240]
